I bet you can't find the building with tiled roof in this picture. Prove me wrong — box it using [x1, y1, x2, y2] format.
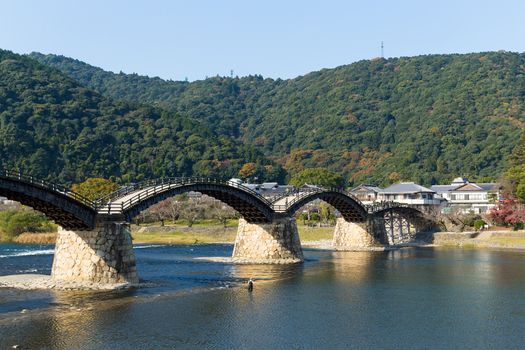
[377, 182, 443, 205]
[430, 177, 501, 214]
[349, 184, 382, 204]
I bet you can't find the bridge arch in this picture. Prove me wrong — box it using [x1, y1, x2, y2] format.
[278, 190, 368, 222]
[371, 205, 429, 222]
[0, 170, 97, 230]
[370, 206, 435, 244]
[99, 179, 275, 224]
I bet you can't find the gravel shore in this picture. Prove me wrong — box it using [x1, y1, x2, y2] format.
[0, 274, 134, 290]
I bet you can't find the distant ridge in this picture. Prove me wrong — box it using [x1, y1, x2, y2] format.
[29, 51, 525, 186]
[0, 49, 283, 184]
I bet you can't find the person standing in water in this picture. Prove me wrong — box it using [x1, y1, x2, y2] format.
[247, 278, 254, 292]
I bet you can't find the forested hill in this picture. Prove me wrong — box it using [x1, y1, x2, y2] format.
[30, 51, 525, 186]
[0, 49, 283, 184]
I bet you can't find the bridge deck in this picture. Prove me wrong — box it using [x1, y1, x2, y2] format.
[2, 169, 431, 228]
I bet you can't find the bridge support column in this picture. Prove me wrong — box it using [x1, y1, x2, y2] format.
[51, 221, 138, 286]
[232, 217, 303, 263]
[332, 218, 382, 250]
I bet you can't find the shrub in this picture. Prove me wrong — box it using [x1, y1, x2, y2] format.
[473, 219, 486, 231]
[0, 209, 56, 241]
[463, 214, 481, 228]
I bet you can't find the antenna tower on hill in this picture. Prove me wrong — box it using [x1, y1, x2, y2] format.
[381, 41, 384, 58]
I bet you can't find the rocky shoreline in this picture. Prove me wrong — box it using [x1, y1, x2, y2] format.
[0, 274, 135, 291]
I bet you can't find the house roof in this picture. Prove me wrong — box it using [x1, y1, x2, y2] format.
[379, 182, 435, 194]
[350, 184, 382, 193]
[243, 184, 259, 190]
[300, 184, 321, 189]
[430, 184, 461, 193]
[451, 177, 469, 184]
[478, 183, 501, 191]
[452, 183, 500, 192]
[261, 182, 278, 189]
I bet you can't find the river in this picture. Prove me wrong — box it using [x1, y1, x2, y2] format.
[1, 244, 525, 349]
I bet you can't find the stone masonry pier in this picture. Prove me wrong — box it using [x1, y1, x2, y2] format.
[232, 217, 303, 263]
[51, 221, 138, 286]
[332, 218, 382, 250]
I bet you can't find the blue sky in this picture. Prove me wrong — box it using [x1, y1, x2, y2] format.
[1, 0, 524, 81]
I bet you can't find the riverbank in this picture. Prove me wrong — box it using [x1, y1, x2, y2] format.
[131, 223, 334, 244]
[432, 230, 525, 249]
[7, 225, 525, 251]
[14, 232, 57, 244]
[4, 223, 335, 245]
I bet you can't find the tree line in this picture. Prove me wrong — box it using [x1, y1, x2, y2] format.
[30, 51, 525, 186]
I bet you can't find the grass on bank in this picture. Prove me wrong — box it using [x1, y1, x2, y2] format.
[297, 226, 333, 242]
[489, 236, 525, 245]
[131, 220, 334, 244]
[131, 228, 238, 244]
[14, 232, 57, 244]
[1, 215, 336, 245]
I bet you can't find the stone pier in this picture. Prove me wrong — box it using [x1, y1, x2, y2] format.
[232, 217, 303, 263]
[51, 221, 138, 286]
[332, 218, 382, 250]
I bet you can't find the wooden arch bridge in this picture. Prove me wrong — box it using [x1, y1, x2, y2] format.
[0, 169, 436, 287]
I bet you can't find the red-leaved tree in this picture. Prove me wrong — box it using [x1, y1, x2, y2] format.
[488, 197, 525, 229]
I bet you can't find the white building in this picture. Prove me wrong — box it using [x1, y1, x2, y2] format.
[0, 196, 15, 205]
[430, 177, 501, 214]
[349, 184, 382, 204]
[230, 178, 293, 199]
[376, 182, 443, 205]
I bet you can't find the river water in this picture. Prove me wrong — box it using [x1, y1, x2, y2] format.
[1, 244, 525, 349]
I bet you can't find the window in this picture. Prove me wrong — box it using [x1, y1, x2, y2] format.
[451, 194, 456, 200]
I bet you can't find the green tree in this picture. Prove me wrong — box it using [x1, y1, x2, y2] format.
[289, 168, 346, 188]
[509, 132, 525, 167]
[504, 164, 525, 202]
[0, 209, 56, 241]
[318, 202, 335, 225]
[71, 178, 119, 201]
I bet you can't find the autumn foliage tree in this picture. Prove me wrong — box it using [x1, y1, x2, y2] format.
[71, 178, 119, 201]
[238, 162, 257, 180]
[488, 198, 525, 229]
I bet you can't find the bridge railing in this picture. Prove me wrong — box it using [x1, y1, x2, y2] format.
[272, 187, 364, 212]
[0, 169, 96, 209]
[270, 187, 413, 215]
[95, 177, 273, 212]
[364, 201, 412, 213]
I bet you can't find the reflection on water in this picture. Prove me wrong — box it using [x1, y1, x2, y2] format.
[2, 245, 525, 349]
[330, 251, 382, 282]
[230, 261, 300, 283]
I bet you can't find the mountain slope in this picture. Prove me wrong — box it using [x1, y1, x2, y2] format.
[0, 49, 282, 184]
[30, 51, 525, 185]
